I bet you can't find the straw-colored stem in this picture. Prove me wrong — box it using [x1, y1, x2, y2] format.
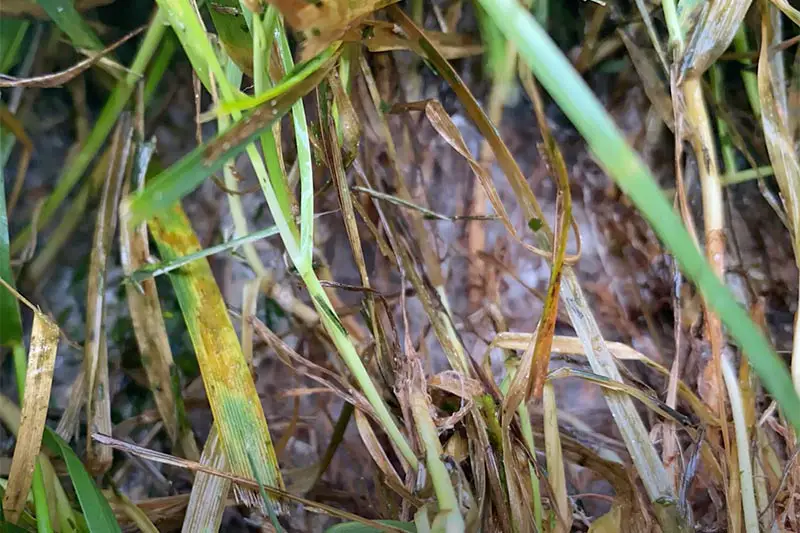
[721, 356, 759, 533]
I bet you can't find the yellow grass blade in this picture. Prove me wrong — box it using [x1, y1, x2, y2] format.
[147, 202, 284, 512]
[1, 312, 59, 523]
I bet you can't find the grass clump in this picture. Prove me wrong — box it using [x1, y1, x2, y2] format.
[2, 0, 800, 531]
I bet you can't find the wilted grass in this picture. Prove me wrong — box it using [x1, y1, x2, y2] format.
[2, 0, 800, 531]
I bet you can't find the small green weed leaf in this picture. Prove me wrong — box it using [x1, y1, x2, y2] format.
[41, 428, 121, 533]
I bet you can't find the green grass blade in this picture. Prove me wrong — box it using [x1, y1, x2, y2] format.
[0, 137, 22, 347]
[274, 20, 315, 265]
[147, 203, 284, 511]
[0, 18, 30, 73]
[207, 0, 254, 76]
[41, 428, 121, 533]
[129, 222, 282, 284]
[154, 0, 231, 95]
[476, 0, 800, 432]
[123, 46, 339, 227]
[34, 0, 103, 50]
[217, 43, 341, 114]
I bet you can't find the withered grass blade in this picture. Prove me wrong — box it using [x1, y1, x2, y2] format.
[120, 140, 200, 461]
[517, 69, 571, 402]
[85, 114, 132, 474]
[769, 0, 800, 25]
[474, 0, 800, 448]
[392, 5, 685, 528]
[758, 4, 800, 399]
[181, 427, 229, 532]
[543, 383, 570, 532]
[1, 312, 59, 523]
[0, 392, 121, 532]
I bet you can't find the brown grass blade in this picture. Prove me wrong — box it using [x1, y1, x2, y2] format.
[355, 25, 482, 59]
[389, 98, 570, 264]
[0, 26, 145, 88]
[617, 27, 675, 130]
[318, 77, 369, 287]
[85, 114, 133, 474]
[1, 312, 59, 523]
[518, 68, 572, 402]
[387, 6, 548, 241]
[120, 140, 200, 461]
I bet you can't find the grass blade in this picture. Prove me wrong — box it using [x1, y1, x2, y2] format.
[0, 392, 122, 532]
[92, 432, 411, 532]
[42, 427, 122, 532]
[0, 133, 22, 349]
[679, 0, 753, 78]
[0, 18, 30, 73]
[1, 312, 58, 524]
[147, 202, 284, 511]
[34, 0, 103, 50]
[181, 427, 229, 532]
[84, 114, 132, 474]
[120, 140, 200, 460]
[123, 45, 340, 227]
[389, 7, 686, 528]
[758, 2, 800, 397]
